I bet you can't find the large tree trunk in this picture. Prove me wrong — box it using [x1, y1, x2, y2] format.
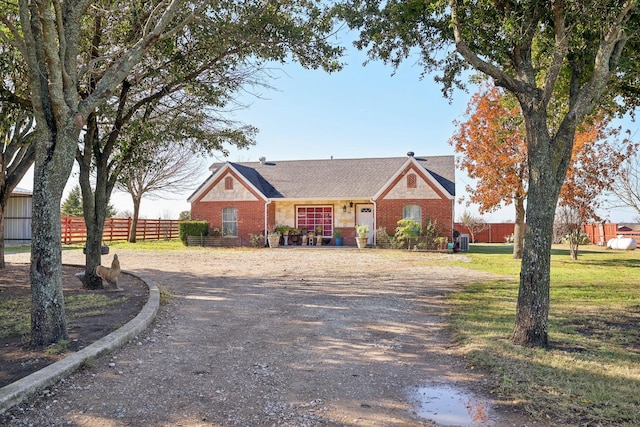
[80, 176, 109, 290]
[512, 109, 573, 348]
[512, 196, 526, 259]
[568, 228, 580, 261]
[0, 173, 6, 269]
[30, 125, 77, 346]
[512, 186, 554, 348]
[81, 179, 115, 289]
[0, 208, 5, 269]
[128, 196, 142, 243]
[78, 119, 114, 290]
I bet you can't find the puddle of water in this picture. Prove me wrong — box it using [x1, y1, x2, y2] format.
[410, 384, 493, 426]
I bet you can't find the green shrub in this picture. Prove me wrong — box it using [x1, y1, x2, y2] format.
[423, 217, 441, 249]
[179, 221, 209, 245]
[395, 219, 421, 249]
[356, 224, 369, 237]
[249, 233, 264, 247]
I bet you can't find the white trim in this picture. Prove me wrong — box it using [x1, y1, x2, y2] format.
[371, 157, 454, 201]
[187, 163, 267, 203]
[264, 199, 272, 239]
[371, 199, 377, 246]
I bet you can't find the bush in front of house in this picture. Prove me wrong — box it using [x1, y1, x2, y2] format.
[395, 219, 422, 249]
[179, 221, 209, 245]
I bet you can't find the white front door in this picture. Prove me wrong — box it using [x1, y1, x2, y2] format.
[355, 204, 374, 245]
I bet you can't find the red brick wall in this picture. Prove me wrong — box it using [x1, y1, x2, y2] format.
[191, 200, 266, 246]
[376, 199, 454, 238]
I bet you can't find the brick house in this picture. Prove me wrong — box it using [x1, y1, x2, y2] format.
[188, 153, 455, 246]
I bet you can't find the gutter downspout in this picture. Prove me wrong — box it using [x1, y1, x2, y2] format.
[264, 199, 272, 245]
[370, 198, 377, 246]
[451, 198, 455, 242]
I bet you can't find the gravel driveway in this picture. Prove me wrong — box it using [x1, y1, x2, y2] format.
[1, 247, 531, 426]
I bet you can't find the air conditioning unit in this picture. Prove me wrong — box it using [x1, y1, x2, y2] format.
[459, 234, 470, 251]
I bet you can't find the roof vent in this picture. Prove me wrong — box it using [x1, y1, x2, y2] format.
[259, 156, 266, 164]
[407, 151, 415, 157]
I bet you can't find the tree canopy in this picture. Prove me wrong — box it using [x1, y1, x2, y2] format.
[73, 0, 345, 289]
[0, 40, 35, 268]
[451, 83, 636, 259]
[0, 0, 344, 345]
[339, 0, 640, 347]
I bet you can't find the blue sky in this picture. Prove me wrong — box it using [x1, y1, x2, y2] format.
[18, 41, 640, 223]
[113, 43, 484, 220]
[180, 43, 638, 224]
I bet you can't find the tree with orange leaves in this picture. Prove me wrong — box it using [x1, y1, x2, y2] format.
[450, 84, 528, 258]
[451, 83, 634, 259]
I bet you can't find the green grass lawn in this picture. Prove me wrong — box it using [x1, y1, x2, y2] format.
[449, 244, 640, 425]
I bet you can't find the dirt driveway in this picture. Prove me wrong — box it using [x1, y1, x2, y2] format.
[1, 247, 533, 426]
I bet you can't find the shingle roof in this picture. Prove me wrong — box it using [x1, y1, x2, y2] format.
[213, 155, 454, 199]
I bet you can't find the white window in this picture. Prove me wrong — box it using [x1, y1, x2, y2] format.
[403, 205, 422, 222]
[222, 207, 238, 237]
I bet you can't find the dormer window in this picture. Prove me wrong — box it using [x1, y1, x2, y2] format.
[224, 176, 233, 190]
[407, 173, 417, 189]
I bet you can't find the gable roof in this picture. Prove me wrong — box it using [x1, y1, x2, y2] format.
[189, 155, 455, 202]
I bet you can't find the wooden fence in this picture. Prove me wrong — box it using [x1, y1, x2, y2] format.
[582, 223, 640, 245]
[454, 222, 519, 243]
[454, 222, 639, 245]
[61, 216, 180, 244]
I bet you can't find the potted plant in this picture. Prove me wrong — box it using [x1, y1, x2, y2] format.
[267, 230, 281, 248]
[274, 225, 291, 245]
[289, 228, 301, 245]
[333, 229, 344, 246]
[356, 224, 369, 249]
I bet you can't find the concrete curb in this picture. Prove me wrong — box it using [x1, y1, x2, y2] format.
[0, 271, 159, 415]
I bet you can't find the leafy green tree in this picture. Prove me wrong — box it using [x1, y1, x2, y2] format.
[61, 186, 83, 217]
[1, 0, 210, 346]
[0, 108, 35, 269]
[1, 0, 343, 343]
[340, 0, 640, 348]
[0, 40, 35, 269]
[62, 185, 116, 218]
[75, 0, 343, 288]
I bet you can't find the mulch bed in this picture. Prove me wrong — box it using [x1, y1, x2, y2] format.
[0, 264, 148, 388]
